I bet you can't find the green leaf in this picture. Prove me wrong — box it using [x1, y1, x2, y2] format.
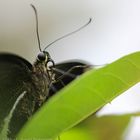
[60, 112, 140, 140]
[18, 51, 140, 139]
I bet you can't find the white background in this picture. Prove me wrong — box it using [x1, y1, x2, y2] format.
[0, 0, 140, 139]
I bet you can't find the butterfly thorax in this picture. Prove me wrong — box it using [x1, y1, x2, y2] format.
[31, 60, 50, 107]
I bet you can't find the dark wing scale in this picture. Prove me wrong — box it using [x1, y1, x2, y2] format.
[0, 53, 35, 138]
[49, 61, 90, 96]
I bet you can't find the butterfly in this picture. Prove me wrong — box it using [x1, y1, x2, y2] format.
[0, 4, 91, 139]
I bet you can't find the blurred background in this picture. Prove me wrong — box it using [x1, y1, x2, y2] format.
[0, 0, 140, 139]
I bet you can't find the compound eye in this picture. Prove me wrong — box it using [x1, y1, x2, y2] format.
[37, 52, 46, 61]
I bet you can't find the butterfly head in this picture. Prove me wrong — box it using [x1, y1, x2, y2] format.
[37, 51, 48, 61]
[37, 51, 55, 67]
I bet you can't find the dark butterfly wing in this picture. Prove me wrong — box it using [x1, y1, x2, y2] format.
[49, 61, 90, 96]
[0, 53, 35, 138]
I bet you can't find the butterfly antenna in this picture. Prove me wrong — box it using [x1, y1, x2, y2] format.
[31, 4, 42, 52]
[43, 18, 92, 51]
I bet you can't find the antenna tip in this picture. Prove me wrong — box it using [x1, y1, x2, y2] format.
[30, 4, 36, 11]
[89, 18, 92, 23]
[30, 4, 33, 7]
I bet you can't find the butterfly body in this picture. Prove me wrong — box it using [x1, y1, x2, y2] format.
[0, 52, 89, 138]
